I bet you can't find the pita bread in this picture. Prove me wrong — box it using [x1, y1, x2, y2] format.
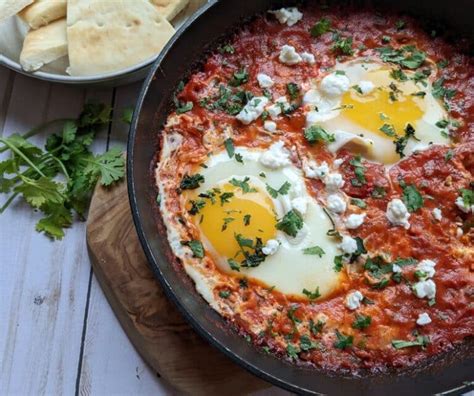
[149, 0, 190, 21]
[67, 0, 175, 76]
[0, 0, 33, 22]
[20, 18, 67, 72]
[19, 0, 67, 29]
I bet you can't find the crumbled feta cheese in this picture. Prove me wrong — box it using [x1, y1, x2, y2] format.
[413, 279, 436, 299]
[455, 196, 473, 213]
[456, 227, 464, 238]
[257, 73, 274, 88]
[259, 141, 290, 169]
[327, 194, 346, 214]
[303, 160, 329, 179]
[358, 80, 375, 95]
[333, 158, 344, 168]
[302, 89, 320, 106]
[392, 264, 402, 273]
[432, 207, 442, 221]
[269, 7, 303, 26]
[320, 73, 351, 97]
[416, 312, 432, 326]
[324, 172, 345, 192]
[345, 213, 366, 229]
[267, 96, 290, 119]
[279, 45, 302, 65]
[236, 96, 269, 125]
[291, 197, 308, 216]
[262, 239, 280, 255]
[263, 120, 277, 132]
[386, 198, 410, 229]
[301, 52, 315, 64]
[338, 235, 358, 254]
[345, 290, 363, 310]
[416, 259, 436, 279]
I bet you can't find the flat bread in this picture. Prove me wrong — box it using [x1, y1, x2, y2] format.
[149, 0, 190, 21]
[67, 0, 175, 76]
[19, 18, 67, 72]
[19, 0, 67, 29]
[0, 0, 33, 22]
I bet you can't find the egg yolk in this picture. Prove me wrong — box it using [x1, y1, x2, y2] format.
[341, 69, 424, 138]
[188, 183, 277, 261]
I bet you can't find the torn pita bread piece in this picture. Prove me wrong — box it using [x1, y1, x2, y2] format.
[20, 18, 67, 72]
[19, 0, 67, 29]
[149, 0, 190, 21]
[67, 0, 175, 76]
[0, 0, 33, 22]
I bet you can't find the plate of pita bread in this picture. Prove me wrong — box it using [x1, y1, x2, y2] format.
[0, 0, 208, 85]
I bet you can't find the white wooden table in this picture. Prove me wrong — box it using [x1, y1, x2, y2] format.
[0, 66, 289, 396]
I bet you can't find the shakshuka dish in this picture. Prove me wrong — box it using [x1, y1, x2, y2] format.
[154, 4, 473, 374]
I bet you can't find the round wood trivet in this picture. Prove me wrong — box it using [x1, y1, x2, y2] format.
[86, 181, 269, 395]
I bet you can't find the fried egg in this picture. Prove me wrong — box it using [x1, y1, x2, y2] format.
[184, 145, 343, 299]
[304, 59, 449, 164]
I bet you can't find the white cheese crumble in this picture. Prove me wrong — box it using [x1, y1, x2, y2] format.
[333, 158, 344, 168]
[416, 259, 436, 279]
[324, 172, 345, 192]
[236, 96, 269, 125]
[416, 312, 432, 326]
[262, 239, 280, 255]
[386, 198, 410, 229]
[303, 160, 329, 179]
[432, 207, 442, 221]
[279, 45, 302, 65]
[345, 213, 366, 229]
[267, 97, 290, 119]
[259, 141, 290, 169]
[392, 263, 402, 273]
[257, 73, 274, 88]
[320, 73, 351, 97]
[263, 120, 277, 132]
[301, 52, 315, 64]
[456, 227, 464, 238]
[455, 196, 473, 213]
[413, 279, 436, 299]
[345, 291, 363, 310]
[327, 193, 346, 214]
[269, 7, 303, 26]
[302, 89, 320, 106]
[291, 197, 308, 216]
[338, 235, 358, 254]
[358, 80, 375, 95]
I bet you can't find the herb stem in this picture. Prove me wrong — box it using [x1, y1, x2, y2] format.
[0, 138, 46, 177]
[0, 192, 19, 213]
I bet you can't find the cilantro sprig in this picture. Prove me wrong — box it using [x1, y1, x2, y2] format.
[0, 104, 125, 240]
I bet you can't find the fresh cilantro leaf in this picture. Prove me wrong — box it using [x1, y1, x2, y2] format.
[371, 186, 387, 198]
[243, 214, 251, 225]
[188, 199, 206, 215]
[435, 119, 449, 129]
[304, 125, 335, 144]
[303, 246, 325, 257]
[220, 192, 234, 205]
[352, 314, 372, 330]
[392, 335, 430, 349]
[351, 198, 367, 208]
[224, 137, 235, 158]
[180, 173, 204, 191]
[266, 181, 291, 198]
[333, 255, 343, 272]
[14, 176, 64, 208]
[350, 155, 366, 186]
[276, 210, 303, 237]
[433, 78, 457, 101]
[310, 18, 331, 37]
[332, 36, 354, 56]
[401, 183, 424, 212]
[460, 188, 474, 207]
[334, 330, 353, 349]
[394, 123, 419, 158]
[229, 69, 249, 87]
[376, 46, 426, 69]
[286, 344, 299, 360]
[302, 287, 321, 300]
[229, 177, 257, 193]
[235, 153, 244, 163]
[286, 83, 300, 100]
[181, 240, 205, 258]
[122, 107, 134, 124]
[219, 290, 231, 298]
[309, 319, 324, 335]
[84, 147, 125, 186]
[300, 335, 319, 351]
[228, 258, 240, 272]
[176, 101, 193, 114]
[390, 68, 408, 81]
[218, 43, 235, 54]
[221, 217, 235, 231]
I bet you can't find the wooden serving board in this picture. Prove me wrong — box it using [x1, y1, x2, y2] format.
[86, 181, 270, 395]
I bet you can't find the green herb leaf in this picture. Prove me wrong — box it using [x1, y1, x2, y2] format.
[243, 214, 251, 226]
[351, 198, 367, 209]
[266, 181, 291, 198]
[392, 335, 430, 349]
[460, 188, 474, 207]
[180, 173, 205, 191]
[379, 124, 397, 137]
[299, 335, 319, 351]
[352, 314, 372, 330]
[309, 319, 325, 335]
[332, 36, 354, 56]
[302, 287, 321, 300]
[304, 125, 335, 144]
[286, 344, 299, 359]
[333, 255, 343, 272]
[286, 82, 300, 100]
[181, 240, 205, 258]
[402, 183, 424, 212]
[350, 155, 366, 186]
[229, 69, 249, 87]
[303, 246, 325, 257]
[276, 210, 304, 237]
[219, 290, 231, 298]
[224, 137, 235, 158]
[310, 18, 331, 37]
[334, 330, 353, 349]
[176, 101, 193, 114]
[229, 177, 257, 193]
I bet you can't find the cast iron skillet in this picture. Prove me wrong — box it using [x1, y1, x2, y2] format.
[128, 1, 474, 394]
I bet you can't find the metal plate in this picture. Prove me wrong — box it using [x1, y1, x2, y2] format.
[127, 1, 474, 394]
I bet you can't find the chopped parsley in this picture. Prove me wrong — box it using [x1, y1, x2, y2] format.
[218, 43, 235, 54]
[302, 287, 321, 300]
[300, 335, 319, 351]
[286, 344, 299, 360]
[176, 101, 193, 114]
[229, 177, 257, 193]
[219, 191, 234, 205]
[376, 45, 426, 69]
[229, 68, 249, 87]
[181, 240, 204, 258]
[352, 314, 372, 330]
[392, 335, 430, 349]
[179, 173, 204, 191]
[228, 258, 240, 272]
[333, 255, 343, 272]
[401, 182, 424, 212]
[334, 330, 353, 349]
[435, 119, 450, 129]
[304, 125, 335, 144]
[351, 198, 367, 209]
[188, 199, 206, 215]
[287, 304, 302, 324]
[332, 36, 354, 56]
[433, 77, 457, 101]
[390, 68, 408, 81]
[286, 82, 300, 100]
[276, 210, 304, 237]
[460, 188, 474, 207]
[349, 155, 366, 187]
[303, 245, 325, 257]
[395, 19, 406, 30]
[310, 17, 331, 37]
[266, 181, 291, 198]
[234, 233, 266, 268]
[221, 217, 235, 231]
[371, 185, 387, 198]
[394, 123, 419, 158]
[243, 214, 251, 226]
[379, 123, 397, 138]
[309, 319, 325, 335]
[224, 137, 235, 158]
[219, 290, 231, 298]
[444, 150, 454, 162]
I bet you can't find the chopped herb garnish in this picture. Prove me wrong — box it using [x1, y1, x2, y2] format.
[180, 173, 204, 191]
[287, 304, 302, 324]
[333, 255, 343, 272]
[395, 20, 406, 30]
[243, 214, 251, 226]
[444, 150, 453, 162]
[176, 101, 193, 114]
[219, 290, 231, 298]
[309, 319, 325, 335]
[188, 199, 206, 215]
[304, 125, 335, 144]
[437, 59, 448, 69]
[379, 123, 397, 138]
[235, 153, 244, 163]
[376, 45, 426, 69]
[310, 17, 331, 37]
[370, 278, 390, 289]
[302, 287, 321, 300]
[352, 314, 372, 330]
[300, 335, 319, 351]
[435, 119, 449, 129]
[332, 36, 354, 56]
[394, 123, 419, 158]
[371, 185, 387, 198]
[349, 155, 366, 187]
[401, 183, 424, 212]
[221, 217, 235, 231]
[303, 246, 325, 257]
[352, 85, 363, 94]
[390, 68, 408, 81]
[286, 82, 300, 100]
[276, 210, 304, 237]
[286, 344, 299, 359]
[460, 188, 474, 207]
[224, 137, 235, 158]
[266, 181, 291, 198]
[219, 192, 234, 205]
[234, 233, 266, 268]
[392, 335, 430, 349]
[229, 69, 249, 87]
[433, 78, 457, 101]
[181, 240, 204, 258]
[218, 43, 235, 54]
[228, 258, 240, 272]
[411, 91, 426, 98]
[229, 177, 257, 193]
[334, 330, 353, 349]
[351, 198, 367, 209]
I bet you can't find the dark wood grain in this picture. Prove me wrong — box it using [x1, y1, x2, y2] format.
[86, 181, 269, 395]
